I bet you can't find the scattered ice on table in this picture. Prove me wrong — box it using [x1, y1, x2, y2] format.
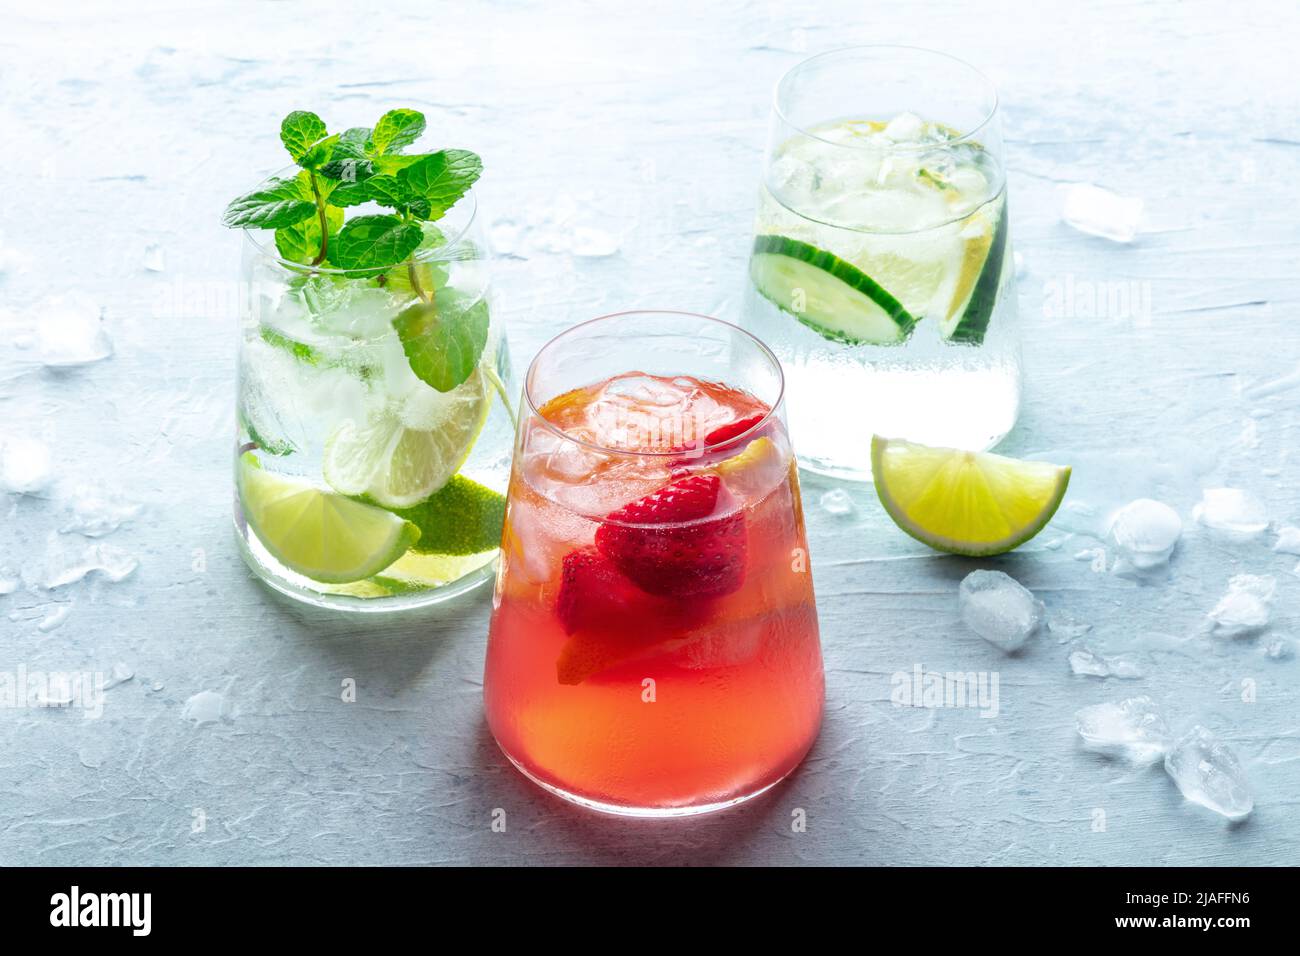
[1163, 726, 1253, 821]
[1061, 183, 1144, 242]
[105, 662, 135, 689]
[0, 435, 53, 495]
[59, 484, 141, 537]
[181, 690, 229, 725]
[1050, 612, 1093, 642]
[0, 573, 18, 595]
[1206, 574, 1276, 638]
[819, 488, 855, 517]
[1263, 637, 1293, 660]
[142, 243, 166, 272]
[1107, 498, 1181, 571]
[42, 541, 138, 589]
[1273, 526, 1300, 555]
[1192, 487, 1268, 536]
[37, 604, 72, 632]
[1012, 250, 1026, 277]
[34, 293, 113, 368]
[1075, 696, 1169, 766]
[1069, 648, 1143, 679]
[1073, 547, 1107, 573]
[571, 226, 619, 258]
[958, 570, 1045, 653]
[36, 673, 75, 707]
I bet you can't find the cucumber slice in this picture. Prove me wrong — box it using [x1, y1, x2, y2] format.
[750, 235, 917, 345]
[941, 198, 1008, 345]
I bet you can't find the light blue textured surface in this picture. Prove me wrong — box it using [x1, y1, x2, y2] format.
[1, 0, 1297, 865]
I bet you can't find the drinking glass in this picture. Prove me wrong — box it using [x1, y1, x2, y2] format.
[484, 311, 824, 816]
[234, 180, 516, 611]
[743, 45, 1021, 481]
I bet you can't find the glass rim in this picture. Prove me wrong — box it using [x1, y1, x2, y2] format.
[240, 166, 480, 275]
[523, 310, 786, 459]
[773, 44, 1000, 152]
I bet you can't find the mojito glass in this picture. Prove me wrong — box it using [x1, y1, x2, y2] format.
[485, 312, 824, 816]
[235, 183, 516, 610]
[744, 46, 1021, 480]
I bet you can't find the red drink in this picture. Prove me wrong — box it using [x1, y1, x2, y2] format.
[484, 314, 823, 815]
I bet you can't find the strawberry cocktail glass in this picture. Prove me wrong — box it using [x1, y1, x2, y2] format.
[484, 311, 824, 816]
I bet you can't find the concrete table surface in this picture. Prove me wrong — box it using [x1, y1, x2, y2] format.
[1, 0, 1297, 865]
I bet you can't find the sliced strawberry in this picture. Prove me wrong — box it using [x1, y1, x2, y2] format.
[556, 546, 649, 635]
[669, 413, 768, 467]
[703, 414, 766, 448]
[595, 474, 747, 598]
[554, 546, 706, 685]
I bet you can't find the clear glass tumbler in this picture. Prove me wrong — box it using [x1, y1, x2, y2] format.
[743, 45, 1021, 481]
[234, 181, 516, 611]
[484, 312, 824, 816]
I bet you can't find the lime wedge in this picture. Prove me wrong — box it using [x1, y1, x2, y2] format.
[322, 368, 489, 509]
[238, 453, 419, 583]
[387, 474, 505, 556]
[871, 436, 1070, 556]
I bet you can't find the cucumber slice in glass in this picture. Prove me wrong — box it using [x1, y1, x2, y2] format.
[749, 235, 917, 345]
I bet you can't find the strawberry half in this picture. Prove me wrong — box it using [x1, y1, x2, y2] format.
[556, 546, 652, 635]
[594, 474, 747, 598]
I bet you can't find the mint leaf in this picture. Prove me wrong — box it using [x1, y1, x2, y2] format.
[397, 150, 482, 220]
[392, 289, 489, 392]
[280, 111, 328, 162]
[373, 153, 425, 175]
[371, 109, 426, 154]
[326, 174, 432, 218]
[319, 128, 374, 181]
[330, 214, 423, 272]
[274, 203, 343, 264]
[299, 133, 339, 171]
[222, 177, 317, 229]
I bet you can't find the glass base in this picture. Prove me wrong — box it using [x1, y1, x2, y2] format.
[495, 743, 794, 818]
[234, 520, 497, 613]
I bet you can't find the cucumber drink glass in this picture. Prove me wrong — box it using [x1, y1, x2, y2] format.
[744, 46, 1021, 481]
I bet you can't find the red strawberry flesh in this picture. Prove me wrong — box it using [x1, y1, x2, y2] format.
[595, 474, 747, 599]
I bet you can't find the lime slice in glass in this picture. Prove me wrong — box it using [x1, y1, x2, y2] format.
[238, 454, 419, 583]
[871, 435, 1070, 556]
[322, 368, 489, 509]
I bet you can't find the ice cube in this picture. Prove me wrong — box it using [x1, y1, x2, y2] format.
[59, 484, 140, 537]
[105, 662, 135, 689]
[1262, 637, 1293, 660]
[1206, 574, 1275, 638]
[181, 690, 229, 725]
[42, 541, 138, 589]
[1163, 726, 1253, 821]
[958, 570, 1046, 653]
[142, 243, 166, 272]
[34, 293, 113, 367]
[0, 575, 18, 595]
[1075, 696, 1169, 766]
[0, 435, 53, 495]
[1061, 183, 1144, 242]
[37, 604, 72, 633]
[1069, 648, 1143, 679]
[1192, 487, 1268, 536]
[882, 111, 924, 142]
[1273, 525, 1300, 555]
[819, 488, 855, 517]
[1107, 498, 1181, 570]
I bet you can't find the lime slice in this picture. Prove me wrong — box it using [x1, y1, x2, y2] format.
[871, 436, 1070, 556]
[322, 368, 489, 509]
[939, 197, 1008, 345]
[750, 235, 917, 345]
[238, 453, 419, 583]
[387, 474, 506, 556]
